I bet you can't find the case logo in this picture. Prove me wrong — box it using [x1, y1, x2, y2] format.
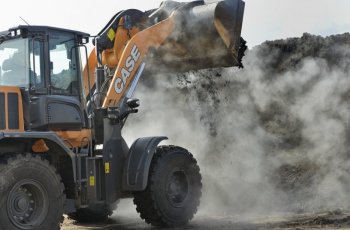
[114, 45, 141, 94]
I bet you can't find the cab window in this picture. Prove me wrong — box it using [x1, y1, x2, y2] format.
[29, 39, 44, 89]
[49, 32, 79, 95]
[0, 38, 29, 87]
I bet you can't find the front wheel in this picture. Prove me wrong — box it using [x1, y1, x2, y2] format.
[0, 154, 65, 230]
[133, 146, 202, 227]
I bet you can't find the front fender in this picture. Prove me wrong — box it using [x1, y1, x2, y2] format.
[122, 136, 167, 191]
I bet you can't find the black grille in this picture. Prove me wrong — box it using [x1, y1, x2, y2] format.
[8, 93, 19, 129]
[0, 93, 5, 129]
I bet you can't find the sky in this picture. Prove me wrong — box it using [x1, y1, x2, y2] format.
[0, 0, 349, 47]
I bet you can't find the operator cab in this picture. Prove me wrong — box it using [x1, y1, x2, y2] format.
[0, 26, 90, 131]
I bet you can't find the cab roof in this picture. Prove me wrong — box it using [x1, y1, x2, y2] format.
[0, 25, 90, 38]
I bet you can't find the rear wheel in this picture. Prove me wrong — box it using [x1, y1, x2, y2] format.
[0, 154, 65, 230]
[133, 146, 202, 227]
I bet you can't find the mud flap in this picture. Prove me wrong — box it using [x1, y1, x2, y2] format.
[122, 136, 168, 191]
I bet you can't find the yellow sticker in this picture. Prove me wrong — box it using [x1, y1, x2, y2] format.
[107, 28, 116, 42]
[89, 176, 95, 187]
[105, 162, 110, 174]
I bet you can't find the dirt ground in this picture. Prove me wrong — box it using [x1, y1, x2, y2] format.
[62, 199, 350, 230]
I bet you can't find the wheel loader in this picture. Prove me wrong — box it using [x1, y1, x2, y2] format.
[0, 0, 245, 229]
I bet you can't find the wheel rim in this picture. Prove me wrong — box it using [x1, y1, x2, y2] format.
[7, 179, 49, 229]
[166, 170, 189, 208]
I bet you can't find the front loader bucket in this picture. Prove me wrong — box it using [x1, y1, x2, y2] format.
[148, 0, 246, 72]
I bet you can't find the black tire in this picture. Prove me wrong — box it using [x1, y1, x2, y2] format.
[133, 146, 202, 227]
[0, 153, 65, 230]
[68, 202, 117, 223]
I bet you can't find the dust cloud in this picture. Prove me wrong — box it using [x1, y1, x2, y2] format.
[122, 33, 350, 218]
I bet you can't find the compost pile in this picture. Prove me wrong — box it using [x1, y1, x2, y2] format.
[124, 32, 350, 216]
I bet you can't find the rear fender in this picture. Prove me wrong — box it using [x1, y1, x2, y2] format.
[122, 136, 168, 191]
[0, 132, 76, 181]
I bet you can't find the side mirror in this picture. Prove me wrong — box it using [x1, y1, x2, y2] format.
[126, 98, 140, 109]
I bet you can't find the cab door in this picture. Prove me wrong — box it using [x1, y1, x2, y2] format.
[29, 30, 85, 131]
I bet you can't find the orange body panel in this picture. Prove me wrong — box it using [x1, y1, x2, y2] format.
[55, 129, 92, 148]
[102, 17, 140, 68]
[0, 86, 24, 132]
[32, 139, 50, 153]
[82, 19, 140, 99]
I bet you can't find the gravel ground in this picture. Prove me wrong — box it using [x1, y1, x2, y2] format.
[62, 212, 350, 230]
[62, 200, 350, 230]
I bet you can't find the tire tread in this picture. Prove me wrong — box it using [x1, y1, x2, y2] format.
[133, 145, 202, 227]
[0, 153, 65, 230]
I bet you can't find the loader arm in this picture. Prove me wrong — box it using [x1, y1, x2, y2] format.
[82, 11, 176, 107]
[102, 13, 176, 107]
[83, 0, 245, 108]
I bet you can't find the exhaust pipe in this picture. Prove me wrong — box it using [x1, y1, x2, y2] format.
[147, 0, 246, 72]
